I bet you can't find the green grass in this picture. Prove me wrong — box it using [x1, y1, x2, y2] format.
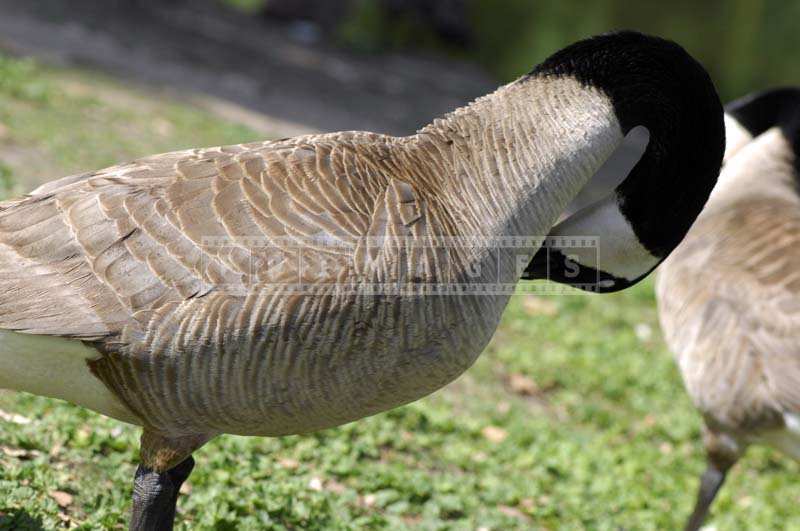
[0, 53, 798, 530]
[0, 55, 260, 194]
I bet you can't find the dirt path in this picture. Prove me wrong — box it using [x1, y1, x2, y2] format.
[0, 0, 493, 135]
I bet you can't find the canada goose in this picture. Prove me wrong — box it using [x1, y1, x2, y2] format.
[656, 87, 800, 531]
[0, 32, 723, 529]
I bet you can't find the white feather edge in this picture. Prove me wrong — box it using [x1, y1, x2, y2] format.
[723, 113, 754, 162]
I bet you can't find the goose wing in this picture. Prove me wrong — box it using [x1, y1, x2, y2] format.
[657, 198, 800, 427]
[0, 134, 425, 340]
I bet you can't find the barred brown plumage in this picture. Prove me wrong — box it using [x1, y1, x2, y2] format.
[0, 32, 724, 529]
[0, 78, 618, 442]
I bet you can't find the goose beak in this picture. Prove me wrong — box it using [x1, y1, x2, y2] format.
[523, 246, 550, 280]
[521, 244, 634, 293]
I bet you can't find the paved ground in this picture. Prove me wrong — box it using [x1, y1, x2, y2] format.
[0, 0, 493, 136]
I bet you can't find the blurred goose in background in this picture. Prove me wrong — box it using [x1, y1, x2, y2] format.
[657, 87, 800, 531]
[0, 32, 723, 529]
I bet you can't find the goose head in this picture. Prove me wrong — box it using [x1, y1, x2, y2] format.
[722, 86, 800, 162]
[520, 31, 725, 292]
[698, 87, 800, 208]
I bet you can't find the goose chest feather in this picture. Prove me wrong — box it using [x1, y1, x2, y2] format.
[0, 32, 723, 510]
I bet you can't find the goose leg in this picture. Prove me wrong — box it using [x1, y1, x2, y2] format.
[684, 430, 740, 531]
[131, 456, 194, 531]
[131, 429, 214, 530]
[684, 460, 730, 531]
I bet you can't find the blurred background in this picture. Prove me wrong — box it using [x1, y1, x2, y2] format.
[0, 1, 798, 529]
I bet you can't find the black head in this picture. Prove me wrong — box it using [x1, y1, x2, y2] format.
[521, 31, 725, 292]
[726, 87, 800, 137]
[788, 107, 800, 177]
[720, 87, 800, 190]
[723, 87, 800, 165]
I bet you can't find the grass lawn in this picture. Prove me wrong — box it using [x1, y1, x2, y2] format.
[0, 53, 797, 530]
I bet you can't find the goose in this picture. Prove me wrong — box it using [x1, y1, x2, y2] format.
[0, 31, 723, 529]
[656, 87, 800, 531]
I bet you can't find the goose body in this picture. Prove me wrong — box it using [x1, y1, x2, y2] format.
[656, 87, 800, 529]
[0, 80, 618, 438]
[0, 32, 724, 529]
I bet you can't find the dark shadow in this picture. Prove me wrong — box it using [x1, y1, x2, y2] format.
[212, 519, 238, 531]
[0, 508, 46, 531]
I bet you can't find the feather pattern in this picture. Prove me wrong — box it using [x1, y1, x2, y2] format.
[0, 77, 622, 440]
[657, 128, 800, 441]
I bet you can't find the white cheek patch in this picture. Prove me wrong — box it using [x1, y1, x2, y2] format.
[548, 195, 660, 281]
[559, 126, 649, 223]
[723, 114, 753, 162]
[550, 125, 657, 282]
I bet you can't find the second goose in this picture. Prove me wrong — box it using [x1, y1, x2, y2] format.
[657, 87, 800, 530]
